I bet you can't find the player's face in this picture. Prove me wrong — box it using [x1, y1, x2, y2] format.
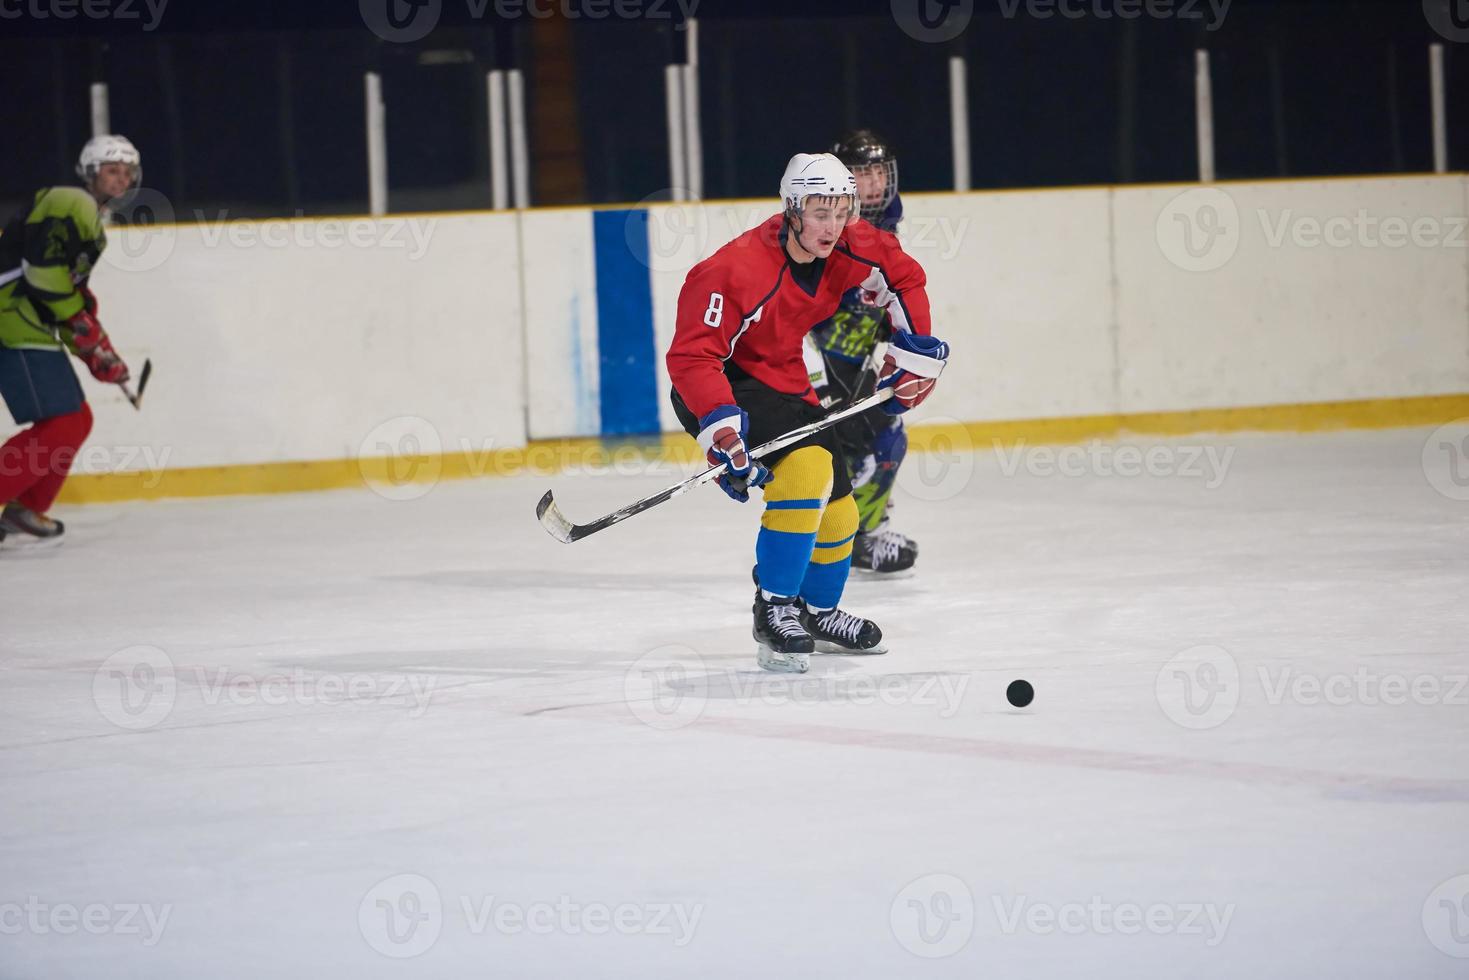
[92, 162, 136, 203]
[853, 166, 888, 208]
[799, 196, 854, 258]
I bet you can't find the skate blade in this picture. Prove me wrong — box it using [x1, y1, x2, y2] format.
[812, 640, 888, 656]
[0, 533, 64, 553]
[852, 566, 916, 580]
[755, 644, 810, 674]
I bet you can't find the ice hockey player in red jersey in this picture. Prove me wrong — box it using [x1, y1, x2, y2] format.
[667, 152, 950, 673]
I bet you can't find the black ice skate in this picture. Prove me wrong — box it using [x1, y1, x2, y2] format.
[0, 503, 65, 540]
[800, 604, 888, 655]
[753, 592, 814, 673]
[851, 525, 916, 574]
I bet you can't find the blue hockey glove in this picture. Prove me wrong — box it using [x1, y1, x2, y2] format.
[877, 331, 950, 415]
[697, 406, 773, 503]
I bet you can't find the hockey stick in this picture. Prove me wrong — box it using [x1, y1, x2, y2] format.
[121, 358, 152, 410]
[536, 387, 894, 544]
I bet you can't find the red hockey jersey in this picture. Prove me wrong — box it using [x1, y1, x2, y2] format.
[666, 213, 932, 420]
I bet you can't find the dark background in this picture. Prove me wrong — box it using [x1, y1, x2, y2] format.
[0, 0, 1463, 220]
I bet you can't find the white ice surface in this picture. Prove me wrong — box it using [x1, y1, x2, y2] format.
[2, 426, 1467, 979]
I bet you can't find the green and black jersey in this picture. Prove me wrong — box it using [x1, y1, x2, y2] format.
[0, 187, 107, 351]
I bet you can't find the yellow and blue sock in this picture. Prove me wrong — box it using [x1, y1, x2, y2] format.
[800, 493, 858, 611]
[755, 446, 833, 598]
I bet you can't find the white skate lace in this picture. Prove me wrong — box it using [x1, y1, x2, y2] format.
[816, 609, 866, 645]
[768, 602, 807, 639]
[870, 529, 905, 568]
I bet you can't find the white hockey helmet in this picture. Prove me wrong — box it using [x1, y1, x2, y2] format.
[780, 152, 857, 214]
[76, 134, 142, 188]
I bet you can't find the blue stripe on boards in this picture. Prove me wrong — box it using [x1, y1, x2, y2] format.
[593, 208, 659, 435]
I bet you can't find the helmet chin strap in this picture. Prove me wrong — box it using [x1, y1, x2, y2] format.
[783, 207, 815, 260]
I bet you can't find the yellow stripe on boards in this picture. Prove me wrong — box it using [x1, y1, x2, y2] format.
[904, 394, 1469, 454]
[49, 392, 1469, 505]
[56, 433, 701, 504]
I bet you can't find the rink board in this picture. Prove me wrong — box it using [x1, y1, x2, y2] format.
[29, 173, 1469, 503]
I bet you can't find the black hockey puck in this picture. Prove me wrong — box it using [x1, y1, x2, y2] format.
[1006, 679, 1034, 708]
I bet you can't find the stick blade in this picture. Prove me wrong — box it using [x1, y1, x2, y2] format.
[535, 490, 578, 544]
[135, 358, 153, 403]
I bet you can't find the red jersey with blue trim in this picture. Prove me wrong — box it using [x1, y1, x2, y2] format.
[666, 213, 932, 420]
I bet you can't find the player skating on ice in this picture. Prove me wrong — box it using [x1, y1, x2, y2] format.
[0, 135, 139, 546]
[666, 152, 950, 673]
[804, 129, 919, 574]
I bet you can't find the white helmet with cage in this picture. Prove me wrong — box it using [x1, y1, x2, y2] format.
[780, 152, 857, 215]
[76, 134, 143, 190]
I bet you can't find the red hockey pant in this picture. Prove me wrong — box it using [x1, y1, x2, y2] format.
[0, 403, 94, 513]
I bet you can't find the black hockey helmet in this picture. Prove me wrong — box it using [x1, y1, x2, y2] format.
[832, 129, 898, 224]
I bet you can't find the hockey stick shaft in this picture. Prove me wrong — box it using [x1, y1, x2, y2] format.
[121, 358, 152, 410]
[536, 387, 893, 543]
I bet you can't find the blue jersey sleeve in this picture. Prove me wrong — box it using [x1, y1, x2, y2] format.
[876, 194, 903, 234]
